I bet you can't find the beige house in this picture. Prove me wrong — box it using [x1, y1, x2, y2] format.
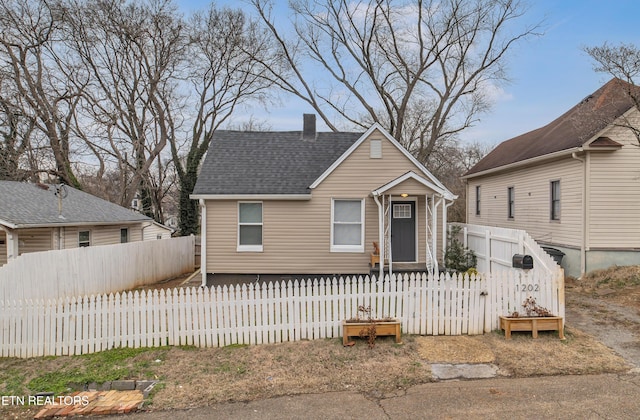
[463, 79, 640, 277]
[0, 181, 173, 266]
[191, 115, 456, 285]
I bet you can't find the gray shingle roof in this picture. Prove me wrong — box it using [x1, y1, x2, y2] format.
[193, 130, 363, 195]
[465, 78, 639, 177]
[0, 181, 151, 228]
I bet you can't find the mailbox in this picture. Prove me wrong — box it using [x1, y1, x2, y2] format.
[512, 254, 533, 270]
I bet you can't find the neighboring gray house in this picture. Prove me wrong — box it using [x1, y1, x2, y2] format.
[191, 115, 456, 285]
[0, 181, 172, 266]
[463, 79, 640, 277]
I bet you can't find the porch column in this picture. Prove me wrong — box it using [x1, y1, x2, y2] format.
[425, 194, 429, 271]
[1, 227, 19, 262]
[432, 195, 438, 273]
[387, 194, 392, 277]
[373, 194, 384, 280]
[442, 196, 451, 271]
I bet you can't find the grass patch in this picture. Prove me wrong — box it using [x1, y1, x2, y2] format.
[0, 368, 26, 396]
[20, 347, 166, 395]
[581, 265, 640, 290]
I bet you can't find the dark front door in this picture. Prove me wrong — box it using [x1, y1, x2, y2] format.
[391, 201, 416, 262]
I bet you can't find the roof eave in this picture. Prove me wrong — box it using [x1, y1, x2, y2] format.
[190, 194, 312, 201]
[0, 218, 18, 229]
[9, 220, 149, 229]
[462, 147, 583, 179]
[372, 171, 447, 197]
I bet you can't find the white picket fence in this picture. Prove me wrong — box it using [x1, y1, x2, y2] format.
[0, 236, 195, 302]
[0, 270, 563, 358]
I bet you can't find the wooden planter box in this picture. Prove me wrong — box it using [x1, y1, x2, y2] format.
[342, 319, 402, 345]
[499, 315, 565, 340]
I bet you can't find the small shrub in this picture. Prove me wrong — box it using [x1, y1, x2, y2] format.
[444, 225, 477, 273]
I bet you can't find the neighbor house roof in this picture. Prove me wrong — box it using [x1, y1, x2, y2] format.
[464, 78, 639, 178]
[192, 130, 363, 196]
[0, 181, 151, 229]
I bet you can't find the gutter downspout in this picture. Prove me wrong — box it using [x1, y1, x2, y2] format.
[571, 151, 586, 277]
[199, 199, 207, 287]
[433, 196, 441, 274]
[373, 194, 384, 280]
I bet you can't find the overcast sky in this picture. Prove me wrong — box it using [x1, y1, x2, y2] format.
[180, 0, 640, 146]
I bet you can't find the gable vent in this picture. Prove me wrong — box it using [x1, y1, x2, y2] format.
[370, 139, 382, 158]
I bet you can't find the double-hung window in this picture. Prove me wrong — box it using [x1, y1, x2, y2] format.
[507, 187, 515, 219]
[120, 228, 129, 243]
[238, 202, 263, 251]
[78, 230, 90, 247]
[550, 180, 560, 221]
[331, 199, 364, 252]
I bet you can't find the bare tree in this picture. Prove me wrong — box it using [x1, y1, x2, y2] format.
[0, 0, 89, 187]
[62, 0, 185, 221]
[584, 42, 640, 146]
[252, 0, 540, 165]
[171, 5, 277, 236]
[429, 140, 493, 221]
[0, 85, 38, 181]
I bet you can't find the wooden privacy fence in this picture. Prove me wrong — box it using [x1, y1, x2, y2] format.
[0, 236, 195, 302]
[1, 271, 563, 358]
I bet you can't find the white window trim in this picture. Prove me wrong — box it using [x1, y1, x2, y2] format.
[550, 180, 561, 221]
[330, 198, 365, 253]
[78, 230, 91, 247]
[237, 201, 263, 252]
[120, 227, 129, 243]
[507, 186, 515, 219]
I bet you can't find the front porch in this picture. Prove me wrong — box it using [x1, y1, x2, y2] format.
[369, 261, 444, 276]
[370, 171, 456, 279]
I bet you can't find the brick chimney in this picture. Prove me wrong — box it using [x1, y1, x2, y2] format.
[302, 113, 316, 141]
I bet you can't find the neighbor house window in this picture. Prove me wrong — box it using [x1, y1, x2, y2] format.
[120, 228, 129, 243]
[475, 186, 481, 216]
[331, 199, 364, 252]
[78, 231, 90, 247]
[550, 180, 560, 221]
[238, 202, 263, 251]
[507, 187, 515, 219]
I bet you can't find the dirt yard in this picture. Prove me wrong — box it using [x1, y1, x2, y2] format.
[2, 266, 639, 419]
[565, 265, 640, 367]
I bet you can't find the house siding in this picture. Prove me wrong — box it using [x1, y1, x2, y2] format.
[142, 223, 172, 241]
[63, 225, 144, 248]
[0, 223, 149, 267]
[587, 113, 640, 249]
[466, 156, 584, 248]
[17, 228, 53, 255]
[205, 130, 446, 274]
